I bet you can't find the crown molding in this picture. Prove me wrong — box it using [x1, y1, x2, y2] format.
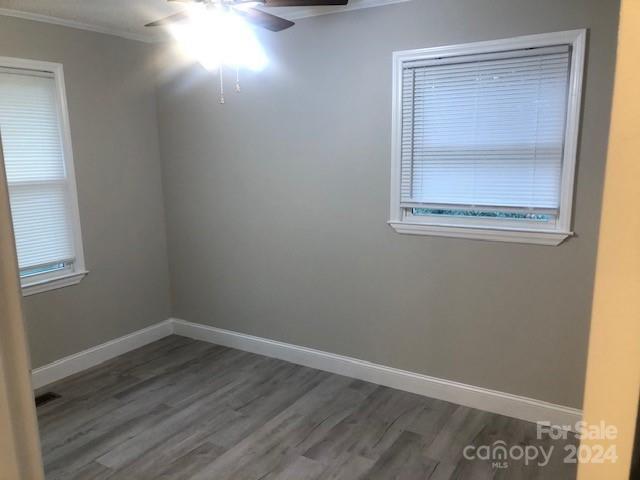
[0, 8, 158, 43]
[0, 0, 411, 44]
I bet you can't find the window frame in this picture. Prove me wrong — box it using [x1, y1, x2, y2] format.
[0, 56, 87, 295]
[388, 30, 587, 246]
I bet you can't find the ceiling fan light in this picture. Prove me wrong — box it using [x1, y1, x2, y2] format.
[169, 7, 268, 72]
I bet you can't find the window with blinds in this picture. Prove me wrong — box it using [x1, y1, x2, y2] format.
[0, 60, 85, 293]
[390, 31, 585, 245]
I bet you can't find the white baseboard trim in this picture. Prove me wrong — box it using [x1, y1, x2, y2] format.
[172, 318, 582, 428]
[31, 320, 174, 390]
[31, 317, 582, 429]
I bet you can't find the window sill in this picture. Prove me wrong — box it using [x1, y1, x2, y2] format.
[388, 221, 572, 246]
[21, 270, 89, 297]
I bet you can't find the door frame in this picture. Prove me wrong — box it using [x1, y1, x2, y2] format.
[0, 136, 45, 479]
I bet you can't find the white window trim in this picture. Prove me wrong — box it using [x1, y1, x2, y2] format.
[0, 56, 88, 295]
[388, 30, 587, 246]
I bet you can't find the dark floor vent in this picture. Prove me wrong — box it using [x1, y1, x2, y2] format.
[35, 392, 61, 407]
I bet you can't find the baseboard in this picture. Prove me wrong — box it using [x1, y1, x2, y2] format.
[172, 318, 582, 428]
[31, 320, 174, 390]
[31, 317, 582, 428]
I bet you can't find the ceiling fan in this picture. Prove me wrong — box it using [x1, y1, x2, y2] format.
[146, 0, 350, 32]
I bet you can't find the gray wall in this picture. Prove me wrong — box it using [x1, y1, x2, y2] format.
[157, 0, 619, 408]
[0, 16, 171, 368]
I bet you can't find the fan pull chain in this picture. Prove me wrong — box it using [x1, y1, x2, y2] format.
[235, 67, 241, 93]
[219, 65, 225, 104]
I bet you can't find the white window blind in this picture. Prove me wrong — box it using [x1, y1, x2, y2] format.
[400, 45, 571, 213]
[0, 69, 76, 275]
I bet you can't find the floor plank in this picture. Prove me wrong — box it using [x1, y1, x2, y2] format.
[37, 335, 578, 479]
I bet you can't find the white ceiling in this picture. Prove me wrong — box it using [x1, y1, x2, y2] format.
[0, 0, 409, 43]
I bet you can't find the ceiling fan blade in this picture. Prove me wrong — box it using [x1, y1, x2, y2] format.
[145, 11, 190, 27]
[263, 0, 348, 6]
[236, 8, 295, 32]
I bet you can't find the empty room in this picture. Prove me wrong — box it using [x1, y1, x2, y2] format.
[0, 0, 638, 479]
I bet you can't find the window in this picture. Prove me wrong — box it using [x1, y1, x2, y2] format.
[389, 30, 586, 245]
[0, 57, 86, 295]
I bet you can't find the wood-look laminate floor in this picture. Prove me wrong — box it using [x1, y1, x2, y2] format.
[37, 335, 577, 479]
